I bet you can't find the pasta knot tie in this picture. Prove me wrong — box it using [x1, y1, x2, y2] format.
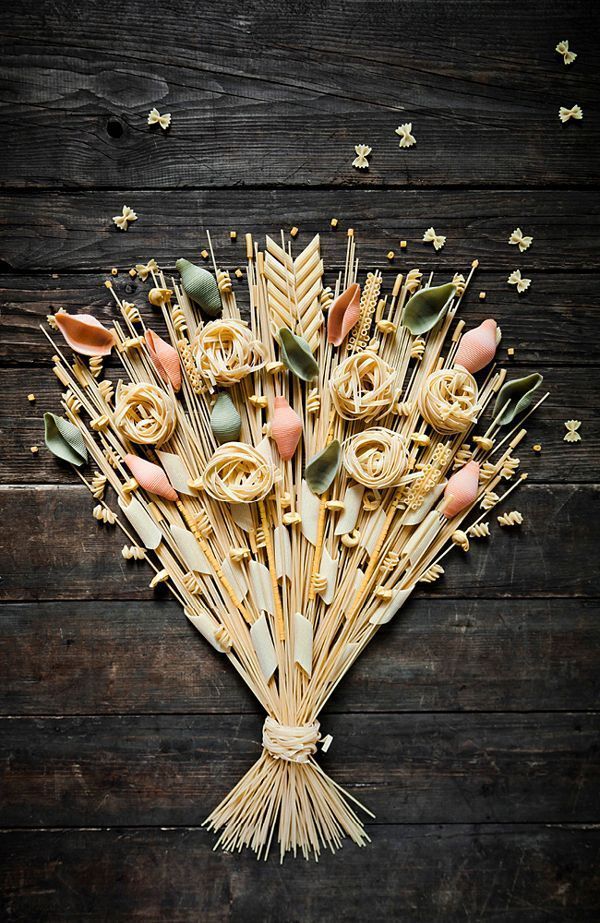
[262, 717, 321, 764]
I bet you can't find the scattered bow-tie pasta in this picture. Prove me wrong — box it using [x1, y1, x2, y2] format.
[559, 104, 583, 123]
[508, 228, 533, 252]
[147, 107, 172, 130]
[556, 40, 577, 65]
[395, 122, 416, 148]
[352, 144, 372, 169]
[42, 226, 547, 862]
[507, 268, 531, 293]
[112, 205, 138, 231]
[564, 419, 582, 442]
[422, 226, 446, 250]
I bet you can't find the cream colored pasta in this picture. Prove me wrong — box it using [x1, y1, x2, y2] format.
[343, 428, 407, 489]
[330, 350, 397, 421]
[114, 381, 176, 447]
[193, 319, 265, 387]
[418, 367, 479, 434]
[202, 442, 275, 503]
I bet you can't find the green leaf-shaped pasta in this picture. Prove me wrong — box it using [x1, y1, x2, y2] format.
[44, 412, 88, 466]
[402, 282, 456, 335]
[278, 328, 319, 382]
[493, 373, 543, 425]
[305, 441, 341, 495]
[210, 392, 241, 444]
[175, 258, 222, 317]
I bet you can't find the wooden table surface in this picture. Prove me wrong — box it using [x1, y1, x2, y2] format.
[1, 1, 599, 920]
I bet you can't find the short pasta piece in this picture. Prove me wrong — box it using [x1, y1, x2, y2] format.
[497, 510, 524, 527]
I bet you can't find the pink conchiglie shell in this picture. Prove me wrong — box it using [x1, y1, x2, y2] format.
[270, 396, 303, 460]
[327, 283, 361, 346]
[124, 453, 178, 501]
[455, 319, 498, 373]
[442, 461, 480, 518]
[145, 329, 182, 391]
[55, 313, 116, 357]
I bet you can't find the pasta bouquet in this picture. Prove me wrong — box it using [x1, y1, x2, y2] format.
[42, 229, 545, 860]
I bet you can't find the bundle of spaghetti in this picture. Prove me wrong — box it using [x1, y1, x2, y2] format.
[41, 229, 547, 863]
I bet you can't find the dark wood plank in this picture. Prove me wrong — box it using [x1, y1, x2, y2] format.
[1, 190, 598, 273]
[2, 364, 595, 483]
[2, 825, 598, 922]
[2, 599, 598, 716]
[1, 712, 597, 825]
[1, 1, 598, 189]
[3, 271, 600, 367]
[1, 484, 597, 602]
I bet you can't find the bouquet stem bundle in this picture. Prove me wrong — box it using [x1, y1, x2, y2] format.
[43, 229, 546, 860]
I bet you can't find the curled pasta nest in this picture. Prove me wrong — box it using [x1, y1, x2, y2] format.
[192, 319, 265, 387]
[330, 350, 397, 420]
[202, 442, 274, 503]
[343, 427, 408, 489]
[418, 368, 479, 434]
[114, 382, 176, 446]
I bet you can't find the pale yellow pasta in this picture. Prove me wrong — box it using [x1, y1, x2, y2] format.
[497, 510, 523, 527]
[92, 504, 117, 524]
[202, 443, 275, 503]
[330, 350, 397, 421]
[418, 368, 479, 434]
[193, 319, 265, 387]
[114, 381, 176, 447]
[343, 427, 408, 489]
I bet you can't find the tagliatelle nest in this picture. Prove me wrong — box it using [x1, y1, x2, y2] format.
[192, 319, 265, 387]
[202, 442, 275, 503]
[343, 427, 408, 489]
[330, 350, 397, 420]
[418, 368, 480, 434]
[114, 381, 176, 446]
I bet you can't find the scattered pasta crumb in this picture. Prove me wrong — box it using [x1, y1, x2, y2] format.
[564, 419, 582, 442]
[532, 444, 542, 453]
[395, 123, 416, 148]
[352, 144, 372, 169]
[507, 347, 515, 357]
[111, 267, 118, 276]
[230, 230, 237, 240]
[400, 240, 407, 249]
[27, 393, 36, 402]
[509, 227, 533, 252]
[147, 107, 171, 130]
[387, 250, 395, 261]
[479, 292, 486, 301]
[423, 227, 446, 251]
[201, 249, 209, 260]
[235, 268, 243, 279]
[330, 218, 338, 228]
[129, 268, 137, 278]
[112, 205, 137, 231]
[559, 105, 583, 123]
[497, 510, 523, 527]
[30, 445, 39, 454]
[556, 40, 577, 65]
[507, 269, 531, 293]
[290, 226, 299, 238]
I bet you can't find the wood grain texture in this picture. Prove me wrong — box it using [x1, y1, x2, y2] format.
[2, 825, 598, 922]
[2, 599, 599, 716]
[1, 712, 598, 825]
[1, 0, 598, 190]
[1, 484, 597, 602]
[1, 190, 599, 272]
